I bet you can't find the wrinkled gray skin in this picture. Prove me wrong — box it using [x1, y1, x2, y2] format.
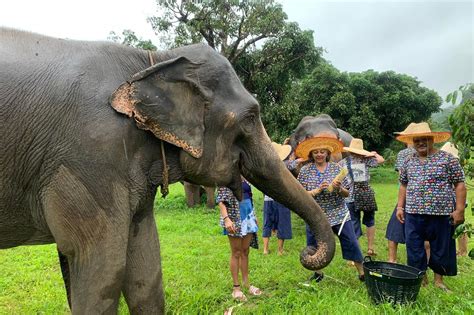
[289, 114, 353, 161]
[0, 28, 335, 314]
[183, 182, 215, 208]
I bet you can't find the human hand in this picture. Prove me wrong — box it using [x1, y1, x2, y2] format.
[450, 210, 465, 226]
[319, 182, 329, 190]
[332, 179, 342, 189]
[396, 207, 405, 224]
[224, 217, 236, 234]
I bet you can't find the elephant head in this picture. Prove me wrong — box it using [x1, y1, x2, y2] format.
[289, 114, 353, 162]
[110, 44, 335, 270]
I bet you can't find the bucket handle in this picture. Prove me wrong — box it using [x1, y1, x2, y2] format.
[364, 256, 373, 263]
[417, 270, 425, 277]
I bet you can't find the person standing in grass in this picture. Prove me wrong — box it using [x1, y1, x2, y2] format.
[262, 142, 300, 256]
[396, 122, 466, 291]
[385, 123, 417, 263]
[339, 138, 384, 257]
[217, 178, 261, 301]
[440, 141, 469, 257]
[296, 135, 365, 282]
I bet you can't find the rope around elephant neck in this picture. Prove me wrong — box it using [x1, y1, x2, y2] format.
[148, 50, 169, 198]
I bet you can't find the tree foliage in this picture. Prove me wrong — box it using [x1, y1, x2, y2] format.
[148, 0, 287, 64]
[280, 66, 442, 149]
[108, 29, 157, 50]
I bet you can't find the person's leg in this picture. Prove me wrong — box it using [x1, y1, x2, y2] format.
[386, 206, 405, 263]
[405, 213, 428, 285]
[277, 239, 285, 255]
[387, 240, 399, 263]
[457, 233, 468, 256]
[262, 200, 274, 254]
[239, 233, 253, 288]
[276, 203, 292, 255]
[228, 236, 245, 299]
[348, 202, 362, 239]
[334, 222, 365, 279]
[363, 211, 376, 255]
[427, 215, 457, 291]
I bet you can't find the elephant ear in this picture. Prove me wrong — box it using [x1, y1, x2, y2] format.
[110, 56, 210, 158]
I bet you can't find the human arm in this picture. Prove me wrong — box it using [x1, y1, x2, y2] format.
[371, 151, 385, 164]
[396, 184, 407, 223]
[451, 182, 466, 225]
[218, 202, 236, 234]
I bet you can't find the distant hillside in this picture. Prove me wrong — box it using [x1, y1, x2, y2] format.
[430, 105, 455, 131]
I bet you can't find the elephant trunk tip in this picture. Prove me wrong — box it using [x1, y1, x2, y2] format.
[299, 243, 332, 271]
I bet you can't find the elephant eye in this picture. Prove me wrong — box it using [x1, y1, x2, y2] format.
[241, 113, 256, 134]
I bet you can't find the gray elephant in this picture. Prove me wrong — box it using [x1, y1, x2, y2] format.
[290, 114, 353, 162]
[0, 28, 335, 314]
[183, 182, 215, 208]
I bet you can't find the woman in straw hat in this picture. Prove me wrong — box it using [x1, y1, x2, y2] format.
[385, 123, 417, 263]
[216, 177, 261, 301]
[296, 136, 365, 282]
[440, 142, 469, 258]
[338, 138, 384, 258]
[262, 142, 301, 255]
[395, 122, 466, 291]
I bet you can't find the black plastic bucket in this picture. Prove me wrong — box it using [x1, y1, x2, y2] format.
[363, 256, 425, 305]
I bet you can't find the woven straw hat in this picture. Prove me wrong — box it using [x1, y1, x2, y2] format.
[396, 122, 451, 144]
[343, 138, 375, 157]
[295, 136, 344, 160]
[440, 141, 459, 159]
[394, 122, 417, 135]
[271, 142, 292, 161]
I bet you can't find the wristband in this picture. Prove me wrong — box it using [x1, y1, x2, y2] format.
[223, 215, 229, 221]
[396, 207, 404, 211]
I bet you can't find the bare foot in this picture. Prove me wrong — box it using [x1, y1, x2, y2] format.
[422, 274, 429, 287]
[263, 249, 269, 255]
[434, 281, 452, 293]
[278, 250, 285, 256]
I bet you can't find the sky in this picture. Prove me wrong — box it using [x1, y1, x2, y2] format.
[1, 0, 472, 103]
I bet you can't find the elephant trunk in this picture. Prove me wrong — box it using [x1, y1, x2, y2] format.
[240, 137, 335, 270]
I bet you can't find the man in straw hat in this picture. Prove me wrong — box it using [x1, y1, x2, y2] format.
[296, 136, 365, 282]
[262, 142, 299, 255]
[396, 122, 467, 291]
[339, 138, 384, 258]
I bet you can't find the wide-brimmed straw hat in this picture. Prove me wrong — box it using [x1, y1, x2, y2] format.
[343, 138, 375, 157]
[295, 136, 344, 160]
[271, 142, 292, 161]
[440, 141, 459, 159]
[394, 122, 417, 135]
[395, 122, 451, 144]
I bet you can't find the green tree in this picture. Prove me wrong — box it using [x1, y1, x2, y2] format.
[108, 29, 157, 50]
[147, 0, 287, 64]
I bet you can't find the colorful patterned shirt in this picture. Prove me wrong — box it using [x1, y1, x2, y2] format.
[339, 155, 378, 202]
[216, 180, 258, 237]
[399, 150, 465, 215]
[297, 162, 350, 226]
[395, 147, 416, 171]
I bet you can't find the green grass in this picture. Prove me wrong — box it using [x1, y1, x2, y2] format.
[1, 167, 473, 314]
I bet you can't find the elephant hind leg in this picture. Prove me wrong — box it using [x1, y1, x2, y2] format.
[122, 210, 164, 314]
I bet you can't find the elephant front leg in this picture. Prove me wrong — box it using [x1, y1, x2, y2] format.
[122, 210, 164, 314]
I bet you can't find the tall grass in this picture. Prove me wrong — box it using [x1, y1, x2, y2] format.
[1, 167, 473, 314]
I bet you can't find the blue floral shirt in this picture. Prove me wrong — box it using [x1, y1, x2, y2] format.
[399, 150, 465, 215]
[297, 162, 350, 226]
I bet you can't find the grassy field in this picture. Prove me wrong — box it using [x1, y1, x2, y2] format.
[1, 167, 473, 314]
